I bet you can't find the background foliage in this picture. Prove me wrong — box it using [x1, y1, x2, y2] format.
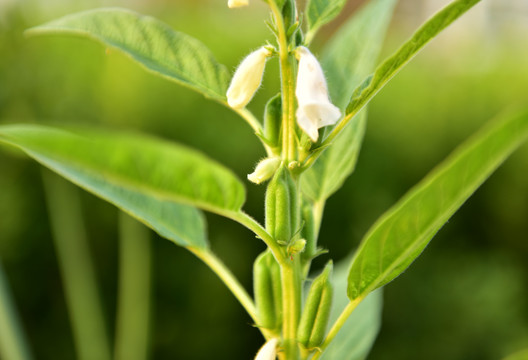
[1, 0, 527, 359]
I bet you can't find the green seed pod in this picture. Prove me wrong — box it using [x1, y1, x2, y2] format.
[264, 94, 282, 151]
[253, 251, 283, 331]
[265, 166, 293, 243]
[297, 261, 334, 349]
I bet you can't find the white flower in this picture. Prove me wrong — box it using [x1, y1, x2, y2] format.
[227, 47, 271, 109]
[255, 338, 279, 360]
[228, 0, 249, 8]
[295, 46, 341, 142]
[247, 157, 281, 184]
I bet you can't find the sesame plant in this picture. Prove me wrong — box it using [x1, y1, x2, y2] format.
[1, 0, 528, 359]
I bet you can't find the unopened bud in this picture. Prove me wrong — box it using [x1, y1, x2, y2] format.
[227, 47, 271, 109]
[287, 239, 306, 256]
[248, 157, 281, 184]
[228, 0, 249, 8]
[255, 338, 279, 360]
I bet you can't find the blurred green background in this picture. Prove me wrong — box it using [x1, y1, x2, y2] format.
[1, 0, 527, 359]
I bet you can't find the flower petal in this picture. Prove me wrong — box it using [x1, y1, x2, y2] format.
[255, 338, 279, 360]
[228, 0, 249, 8]
[295, 46, 341, 141]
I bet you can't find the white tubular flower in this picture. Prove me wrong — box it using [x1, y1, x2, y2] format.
[247, 157, 281, 184]
[227, 47, 271, 109]
[255, 338, 279, 360]
[295, 46, 341, 142]
[228, 0, 249, 8]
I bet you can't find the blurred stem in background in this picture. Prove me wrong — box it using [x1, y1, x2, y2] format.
[41, 170, 112, 360]
[0, 261, 33, 360]
[114, 212, 151, 360]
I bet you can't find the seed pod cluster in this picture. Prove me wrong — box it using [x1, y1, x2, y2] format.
[297, 261, 333, 349]
[265, 166, 298, 244]
[253, 251, 283, 331]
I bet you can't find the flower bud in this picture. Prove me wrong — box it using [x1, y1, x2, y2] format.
[287, 238, 306, 257]
[248, 157, 281, 184]
[255, 338, 279, 360]
[228, 0, 249, 8]
[227, 47, 271, 109]
[295, 46, 341, 142]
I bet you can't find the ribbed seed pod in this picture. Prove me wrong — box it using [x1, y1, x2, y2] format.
[265, 166, 293, 243]
[253, 251, 283, 331]
[297, 261, 333, 349]
[264, 94, 281, 151]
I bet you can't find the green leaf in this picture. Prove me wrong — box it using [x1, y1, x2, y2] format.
[305, 0, 347, 41]
[0, 125, 247, 247]
[301, 0, 396, 202]
[347, 109, 528, 300]
[26, 8, 230, 102]
[321, 261, 383, 360]
[343, 0, 480, 126]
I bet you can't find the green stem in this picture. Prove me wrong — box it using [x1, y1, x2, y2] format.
[311, 297, 364, 360]
[230, 212, 287, 266]
[270, 1, 296, 162]
[281, 259, 301, 359]
[0, 261, 33, 360]
[41, 171, 112, 360]
[114, 213, 151, 360]
[234, 108, 275, 157]
[189, 248, 260, 328]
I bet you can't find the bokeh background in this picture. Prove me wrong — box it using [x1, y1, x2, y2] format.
[1, 0, 527, 359]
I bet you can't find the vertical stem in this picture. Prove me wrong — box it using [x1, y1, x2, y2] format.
[41, 171, 112, 360]
[281, 261, 301, 360]
[269, 2, 302, 358]
[189, 247, 259, 326]
[0, 261, 33, 360]
[114, 213, 151, 360]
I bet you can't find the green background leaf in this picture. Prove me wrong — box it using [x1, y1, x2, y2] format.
[305, 0, 347, 40]
[343, 0, 480, 124]
[321, 261, 383, 360]
[0, 125, 248, 248]
[302, 0, 397, 202]
[26, 8, 230, 102]
[348, 109, 528, 300]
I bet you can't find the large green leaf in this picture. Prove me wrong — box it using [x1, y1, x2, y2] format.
[301, 0, 396, 202]
[339, 0, 480, 132]
[0, 125, 247, 247]
[347, 109, 528, 300]
[305, 0, 347, 41]
[26, 8, 230, 102]
[320, 262, 382, 360]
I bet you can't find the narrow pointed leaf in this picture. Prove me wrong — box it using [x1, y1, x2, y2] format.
[302, 0, 396, 202]
[320, 261, 382, 360]
[338, 0, 480, 134]
[347, 109, 528, 300]
[0, 125, 247, 248]
[305, 0, 347, 40]
[26, 8, 230, 102]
